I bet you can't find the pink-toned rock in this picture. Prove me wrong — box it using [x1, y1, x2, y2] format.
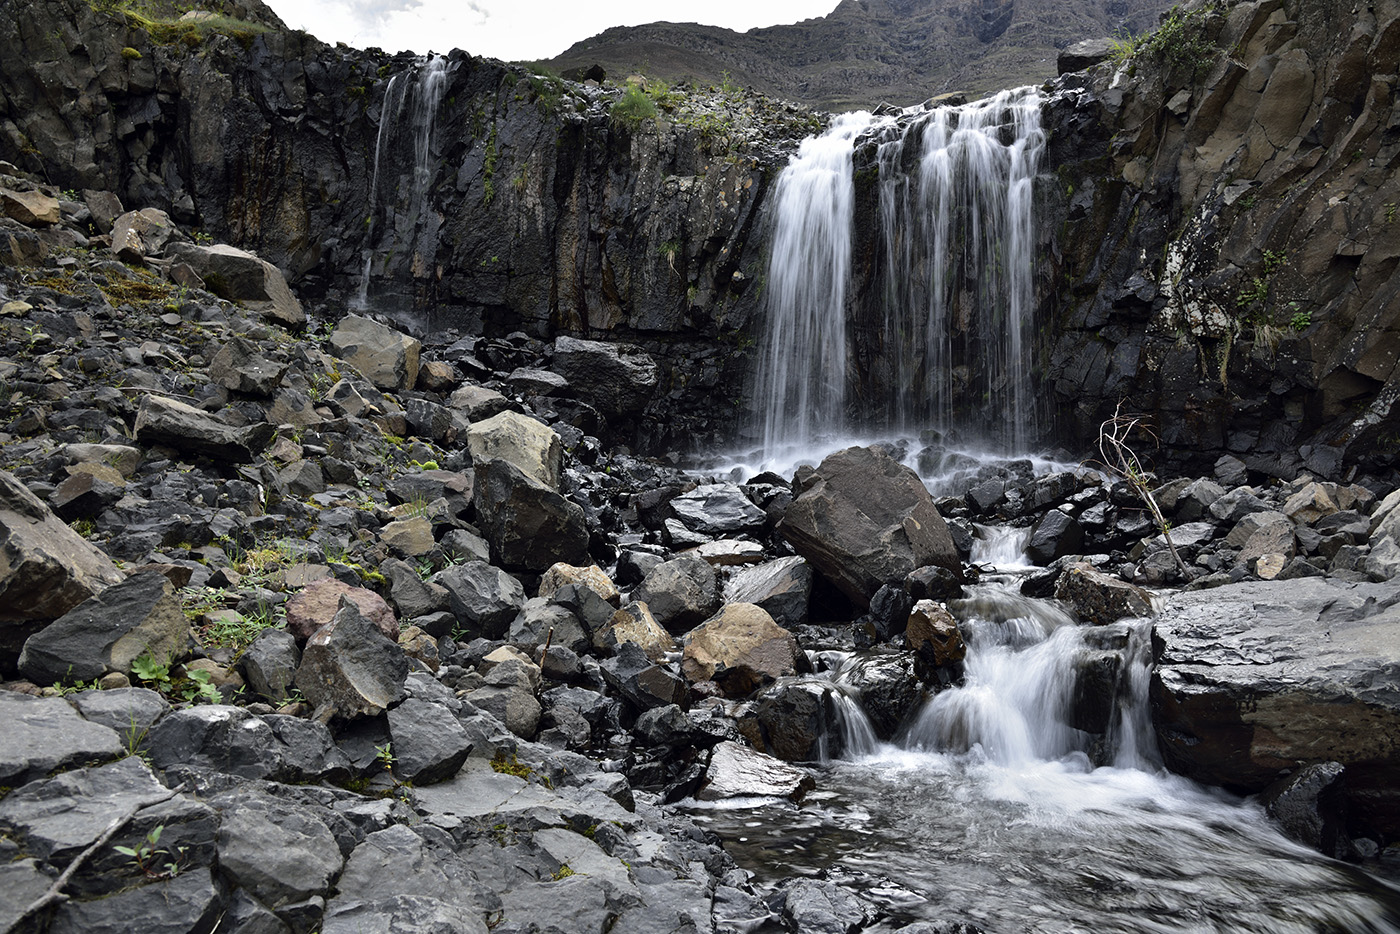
[285, 579, 397, 644]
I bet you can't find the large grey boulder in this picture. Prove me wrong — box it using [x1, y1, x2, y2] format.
[0, 469, 123, 664]
[1151, 578, 1400, 835]
[434, 559, 525, 640]
[466, 410, 562, 490]
[166, 242, 306, 326]
[109, 207, 182, 258]
[550, 335, 659, 417]
[779, 446, 961, 608]
[723, 556, 813, 629]
[697, 741, 815, 803]
[295, 598, 410, 720]
[133, 394, 275, 462]
[387, 695, 474, 783]
[670, 483, 766, 536]
[214, 791, 343, 909]
[472, 457, 590, 572]
[329, 314, 421, 391]
[630, 554, 721, 633]
[0, 691, 121, 786]
[19, 570, 189, 685]
[0, 757, 169, 861]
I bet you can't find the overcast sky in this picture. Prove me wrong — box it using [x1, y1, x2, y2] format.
[264, 0, 841, 61]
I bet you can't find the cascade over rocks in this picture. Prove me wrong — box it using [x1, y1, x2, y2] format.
[780, 446, 962, 608]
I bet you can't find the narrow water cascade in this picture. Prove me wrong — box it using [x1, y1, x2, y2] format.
[355, 54, 448, 311]
[755, 88, 1046, 461]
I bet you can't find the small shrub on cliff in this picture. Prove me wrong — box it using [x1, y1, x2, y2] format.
[610, 85, 658, 130]
[1110, 3, 1221, 82]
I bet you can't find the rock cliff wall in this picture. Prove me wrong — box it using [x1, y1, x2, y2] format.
[1045, 0, 1400, 482]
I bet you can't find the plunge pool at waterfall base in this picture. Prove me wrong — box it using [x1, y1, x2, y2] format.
[687, 753, 1400, 933]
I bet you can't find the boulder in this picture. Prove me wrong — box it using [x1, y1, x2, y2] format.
[208, 336, 288, 395]
[906, 600, 966, 672]
[447, 383, 512, 421]
[0, 691, 122, 786]
[539, 562, 619, 604]
[1283, 482, 1339, 526]
[670, 483, 767, 536]
[386, 695, 474, 783]
[1057, 37, 1116, 73]
[472, 457, 589, 572]
[604, 601, 674, 660]
[0, 469, 123, 664]
[696, 741, 815, 803]
[1053, 562, 1153, 624]
[434, 559, 525, 640]
[166, 242, 306, 326]
[328, 314, 421, 390]
[109, 207, 182, 259]
[19, 570, 189, 685]
[599, 641, 686, 711]
[48, 470, 124, 521]
[466, 410, 562, 490]
[0, 187, 61, 226]
[550, 335, 659, 417]
[722, 556, 813, 624]
[1151, 578, 1400, 834]
[133, 394, 275, 462]
[240, 628, 301, 703]
[214, 791, 343, 909]
[295, 598, 410, 720]
[1261, 761, 1349, 857]
[1024, 508, 1083, 566]
[631, 554, 722, 633]
[753, 683, 826, 761]
[779, 446, 961, 608]
[682, 603, 799, 698]
[284, 578, 398, 644]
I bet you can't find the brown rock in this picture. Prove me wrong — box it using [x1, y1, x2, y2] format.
[0, 188, 61, 226]
[604, 601, 674, 660]
[906, 600, 965, 666]
[681, 603, 797, 698]
[284, 579, 397, 644]
[538, 563, 619, 604]
[1053, 562, 1153, 624]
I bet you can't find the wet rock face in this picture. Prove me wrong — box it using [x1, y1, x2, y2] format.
[1043, 0, 1400, 481]
[1150, 578, 1400, 835]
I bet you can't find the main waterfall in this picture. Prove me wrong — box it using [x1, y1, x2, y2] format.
[756, 88, 1046, 460]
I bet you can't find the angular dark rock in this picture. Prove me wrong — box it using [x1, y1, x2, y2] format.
[550, 335, 659, 417]
[215, 791, 344, 909]
[697, 741, 815, 802]
[780, 446, 961, 608]
[600, 641, 686, 711]
[723, 556, 812, 628]
[387, 695, 474, 784]
[472, 456, 590, 572]
[295, 598, 410, 721]
[133, 394, 275, 462]
[1024, 508, 1083, 566]
[0, 691, 122, 788]
[631, 554, 721, 633]
[240, 628, 301, 704]
[19, 570, 189, 685]
[1054, 562, 1153, 624]
[434, 559, 526, 640]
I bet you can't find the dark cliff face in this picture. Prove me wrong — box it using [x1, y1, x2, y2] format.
[547, 0, 1175, 111]
[0, 0, 820, 452]
[1041, 0, 1400, 483]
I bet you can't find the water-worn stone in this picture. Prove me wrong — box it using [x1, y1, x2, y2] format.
[284, 578, 398, 644]
[0, 469, 123, 661]
[133, 394, 275, 462]
[723, 556, 813, 628]
[779, 877, 870, 934]
[329, 314, 421, 390]
[0, 691, 121, 786]
[1054, 562, 1153, 624]
[1261, 761, 1349, 857]
[670, 483, 766, 535]
[682, 603, 798, 698]
[906, 601, 966, 667]
[1025, 508, 1083, 566]
[631, 554, 722, 633]
[697, 741, 815, 803]
[472, 456, 590, 572]
[779, 446, 961, 608]
[19, 570, 189, 685]
[1152, 578, 1400, 834]
[296, 598, 410, 721]
[466, 410, 562, 490]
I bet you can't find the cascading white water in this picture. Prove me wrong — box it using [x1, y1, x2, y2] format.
[757, 112, 885, 459]
[756, 88, 1045, 460]
[355, 54, 448, 311]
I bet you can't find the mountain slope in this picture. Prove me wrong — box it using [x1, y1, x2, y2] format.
[545, 0, 1175, 110]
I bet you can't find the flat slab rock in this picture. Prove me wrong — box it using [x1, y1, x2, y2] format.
[1151, 577, 1400, 832]
[0, 691, 121, 786]
[697, 741, 815, 803]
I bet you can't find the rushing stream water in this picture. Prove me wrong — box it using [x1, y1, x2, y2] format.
[686, 583, 1400, 933]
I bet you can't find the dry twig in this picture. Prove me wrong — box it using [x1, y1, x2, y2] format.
[1094, 402, 1190, 580]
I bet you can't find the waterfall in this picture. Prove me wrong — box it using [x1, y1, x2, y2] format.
[756, 112, 884, 458]
[355, 54, 449, 311]
[756, 88, 1045, 457]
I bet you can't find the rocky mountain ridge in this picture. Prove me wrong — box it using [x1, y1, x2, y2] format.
[546, 0, 1177, 111]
